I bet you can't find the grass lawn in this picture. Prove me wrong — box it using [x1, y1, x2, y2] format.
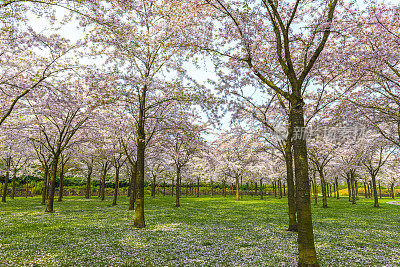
[1, 195, 399, 266]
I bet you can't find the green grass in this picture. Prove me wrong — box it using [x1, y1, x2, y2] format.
[1, 195, 399, 266]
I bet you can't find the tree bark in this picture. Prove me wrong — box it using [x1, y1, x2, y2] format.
[11, 169, 17, 200]
[371, 174, 379, 208]
[1, 157, 11, 203]
[379, 182, 382, 198]
[223, 179, 226, 197]
[197, 177, 200, 197]
[112, 166, 120, 206]
[346, 175, 351, 202]
[210, 179, 213, 198]
[335, 178, 339, 199]
[391, 183, 395, 199]
[291, 102, 318, 266]
[350, 172, 356, 205]
[319, 170, 327, 208]
[151, 174, 156, 198]
[46, 152, 60, 213]
[41, 165, 49, 205]
[129, 163, 137, 211]
[175, 166, 181, 207]
[57, 162, 65, 202]
[260, 179, 263, 200]
[364, 182, 367, 198]
[101, 162, 109, 201]
[235, 176, 240, 201]
[85, 166, 92, 199]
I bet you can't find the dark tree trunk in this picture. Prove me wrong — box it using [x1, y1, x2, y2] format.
[163, 180, 166, 196]
[11, 169, 17, 200]
[85, 166, 92, 199]
[391, 183, 395, 199]
[260, 179, 263, 200]
[210, 179, 213, 198]
[197, 177, 200, 197]
[346, 175, 351, 202]
[46, 152, 60, 213]
[319, 170, 328, 208]
[355, 180, 359, 200]
[335, 178, 339, 199]
[151, 175, 156, 198]
[101, 163, 109, 201]
[1, 157, 11, 203]
[379, 182, 382, 198]
[223, 180, 226, 197]
[25, 175, 29, 198]
[350, 172, 356, 205]
[291, 104, 318, 266]
[57, 162, 65, 202]
[171, 176, 174, 196]
[284, 114, 298, 231]
[240, 176, 243, 200]
[129, 163, 137, 211]
[278, 180, 282, 199]
[235, 176, 240, 201]
[364, 182, 367, 198]
[175, 166, 181, 207]
[283, 182, 286, 196]
[312, 172, 318, 205]
[41, 165, 49, 205]
[371, 174, 379, 208]
[112, 166, 120, 206]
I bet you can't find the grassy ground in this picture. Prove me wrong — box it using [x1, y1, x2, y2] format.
[1, 195, 399, 266]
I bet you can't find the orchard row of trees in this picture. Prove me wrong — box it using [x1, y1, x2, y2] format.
[2, 1, 400, 266]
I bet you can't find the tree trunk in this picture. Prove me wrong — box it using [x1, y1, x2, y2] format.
[112, 166, 120, 206]
[255, 182, 258, 196]
[364, 182, 367, 198]
[175, 166, 181, 207]
[210, 179, 213, 198]
[291, 103, 318, 266]
[151, 175, 156, 198]
[85, 166, 92, 199]
[163, 180, 166, 196]
[319, 170, 327, 208]
[101, 163, 108, 201]
[129, 163, 137, 211]
[46, 152, 60, 213]
[391, 183, 395, 199]
[1, 157, 11, 203]
[350, 172, 356, 205]
[11, 169, 17, 199]
[346, 175, 351, 202]
[379, 182, 382, 198]
[312, 172, 318, 205]
[283, 182, 286, 196]
[197, 177, 200, 197]
[260, 179, 263, 200]
[235, 176, 240, 201]
[240, 176, 243, 200]
[355, 180, 359, 200]
[25, 174, 29, 198]
[57, 162, 65, 202]
[171, 176, 174, 196]
[371, 174, 379, 208]
[335, 178, 339, 199]
[278, 180, 282, 199]
[41, 165, 49, 205]
[223, 180, 226, 197]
